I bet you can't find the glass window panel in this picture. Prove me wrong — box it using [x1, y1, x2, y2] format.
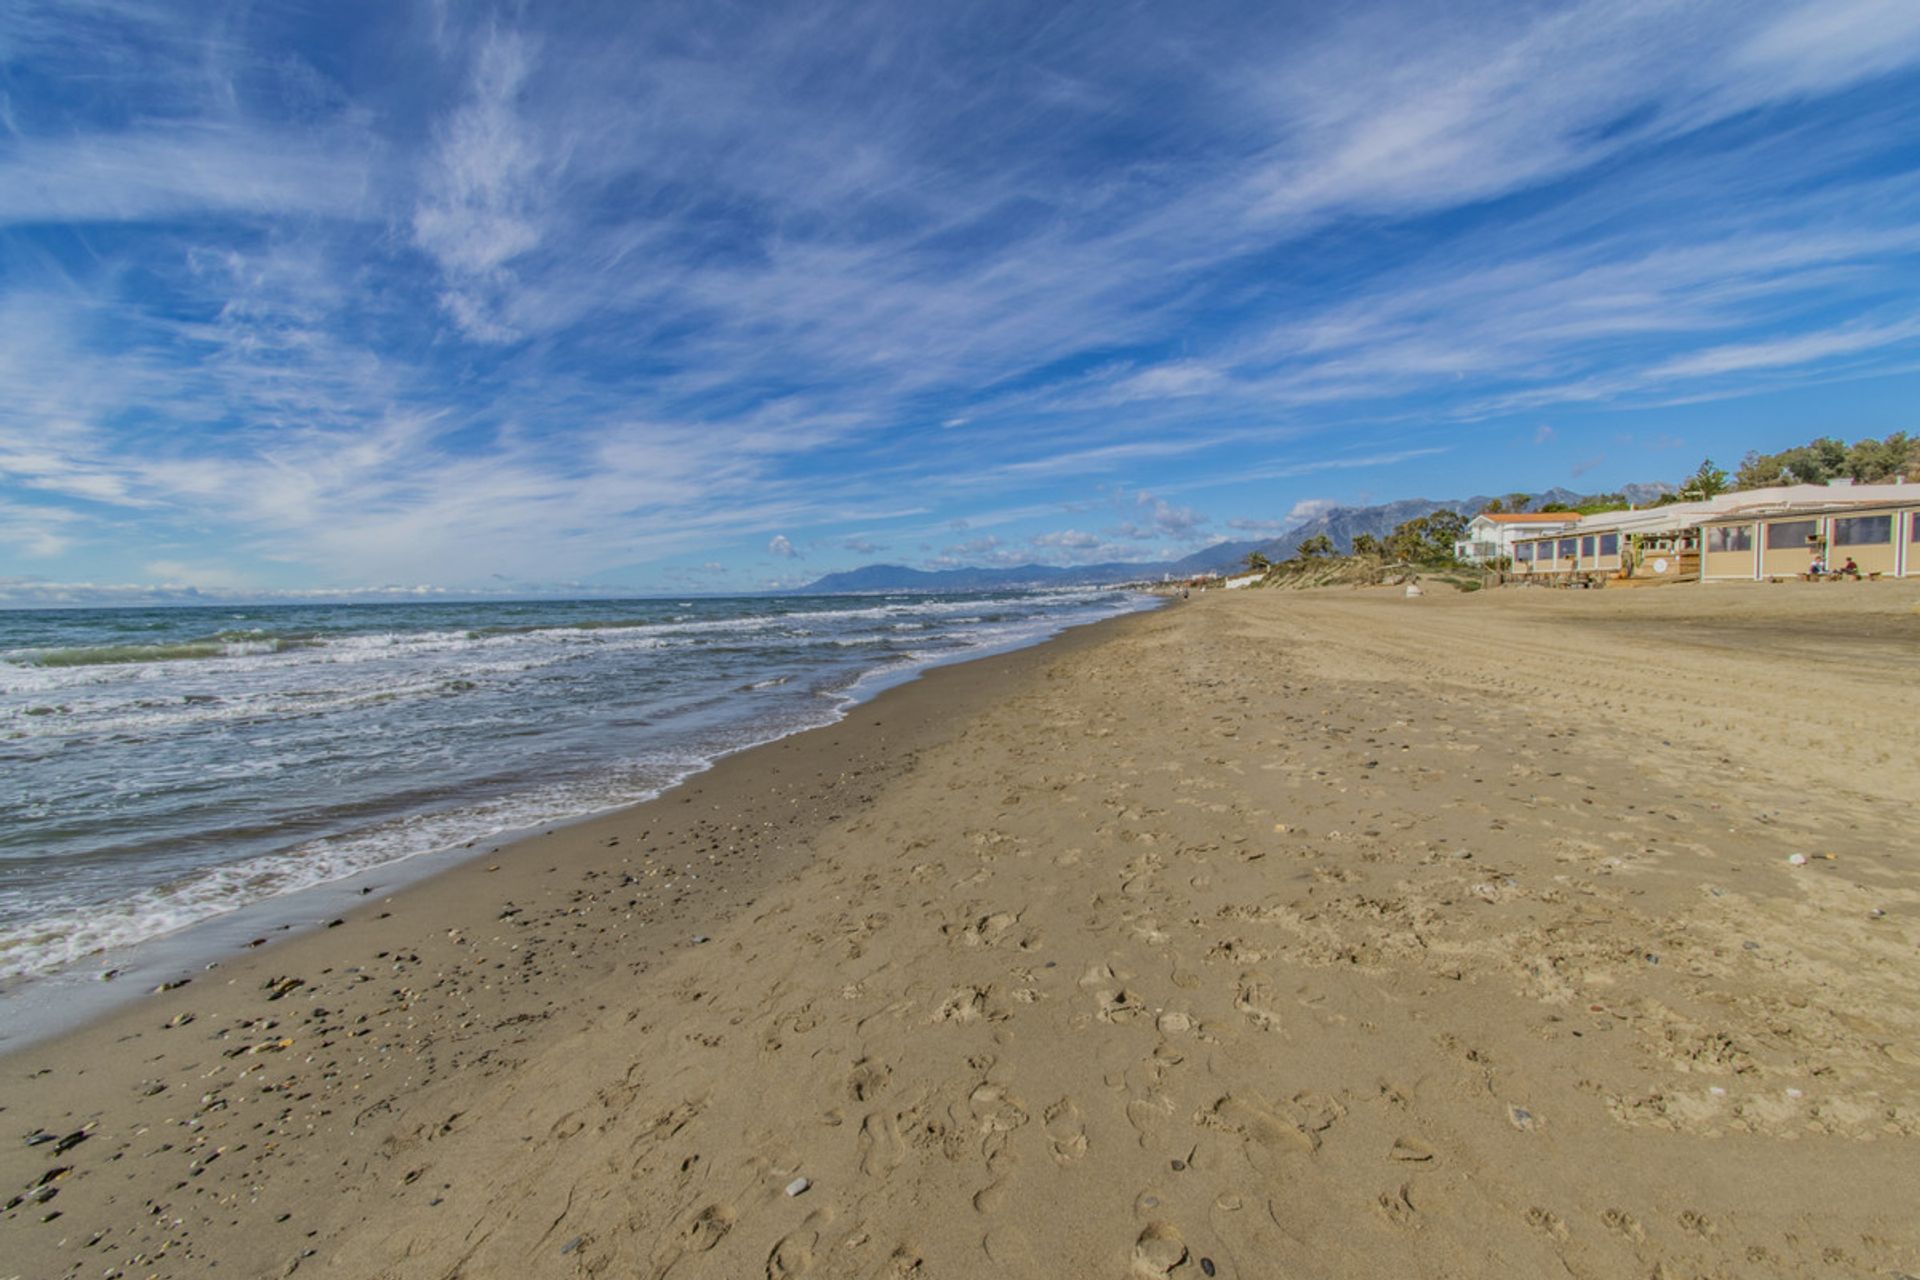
[1707, 525, 1752, 552]
[1599, 533, 1619, 555]
[1580, 536, 1595, 555]
[1765, 519, 1818, 550]
[1558, 538, 1577, 558]
[1832, 515, 1891, 546]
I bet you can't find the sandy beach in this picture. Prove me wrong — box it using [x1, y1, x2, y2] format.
[5, 581, 1919, 1279]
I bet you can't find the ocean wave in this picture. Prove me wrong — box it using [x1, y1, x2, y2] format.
[13, 634, 325, 668]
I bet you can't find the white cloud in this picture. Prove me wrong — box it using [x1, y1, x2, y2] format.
[412, 30, 546, 342]
[1030, 529, 1101, 549]
[0, 125, 374, 226]
[0, 498, 79, 557]
[1642, 320, 1920, 380]
[767, 534, 799, 558]
[1225, 516, 1292, 536]
[142, 560, 257, 591]
[1284, 498, 1339, 525]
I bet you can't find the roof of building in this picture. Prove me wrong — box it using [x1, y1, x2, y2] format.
[1475, 511, 1578, 524]
[1511, 482, 1919, 542]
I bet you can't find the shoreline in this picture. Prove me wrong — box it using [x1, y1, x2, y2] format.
[4, 583, 1917, 1279]
[0, 595, 1158, 1050]
[0, 600, 1161, 1275]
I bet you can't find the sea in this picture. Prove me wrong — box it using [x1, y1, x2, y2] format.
[0, 589, 1151, 998]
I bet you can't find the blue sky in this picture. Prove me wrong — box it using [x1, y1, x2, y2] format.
[3, 0, 1920, 601]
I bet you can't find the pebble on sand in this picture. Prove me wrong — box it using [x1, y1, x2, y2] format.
[784, 1176, 810, 1197]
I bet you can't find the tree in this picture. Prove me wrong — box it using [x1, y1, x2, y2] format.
[1775, 437, 1847, 485]
[1296, 533, 1335, 558]
[1734, 449, 1787, 490]
[1734, 432, 1919, 489]
[1843, 432, 1919, 483]
[1479, 498, 1505, 514]
[1503, 492, 1531, 512]
[1383, 509, 1468, 565]
[1350, 533, 1382, 558]
[1245, 551, 1271, 573]
[1677, 458, 1729, 501]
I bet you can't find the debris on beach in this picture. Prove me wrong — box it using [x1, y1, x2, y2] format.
[785, 1176, 810, 1197]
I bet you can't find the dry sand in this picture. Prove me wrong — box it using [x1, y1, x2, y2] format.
[5, 580, 1919, 1279]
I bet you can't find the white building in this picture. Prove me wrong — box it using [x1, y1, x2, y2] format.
[1453, 511, 1578, 564]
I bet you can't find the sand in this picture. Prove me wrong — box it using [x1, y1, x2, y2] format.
[4, 580, 1919, 1279]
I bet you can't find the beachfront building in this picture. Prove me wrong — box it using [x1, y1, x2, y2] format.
[1510, 504, 1697, 581]
[1698, 488, 1920, 580]
[1510, 482, 1920, 583]
[1452, 511, 1577, 564]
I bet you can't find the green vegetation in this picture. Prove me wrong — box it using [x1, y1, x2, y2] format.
[1296, 533, 1335, 558]
[1732, 432, 1919, 489]
[1382, 509, 1467, 565]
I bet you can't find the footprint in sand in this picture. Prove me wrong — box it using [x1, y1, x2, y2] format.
[858, 1109, 909, 1178]
[686, 1203, 736, 1251]
[847, 1057, 892, 1103]
[1375, 1183, 1417, 1228]
[1201, 1092, 1341, 1176]
[654, 1201, 737, 1273]
[1677, 1208, 1716, 1238]
[983, 1226, 1043, 1274]
[1601, 1207, 1646, 1242]
[766, 1209, 834, 1278]
[968, 1083, 1029, 1134]
[1126, 1094, 1176, 1150]
[1525, 1206, 1569, 1240]
[1233, 973, 1282, 1032]
[1132, 1223, 1189, 1279]
[1042, 1098, 1088, 1164]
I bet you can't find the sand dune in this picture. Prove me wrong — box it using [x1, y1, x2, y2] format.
[5, 581, 1918, 1278]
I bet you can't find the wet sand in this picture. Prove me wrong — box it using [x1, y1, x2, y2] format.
[4, 581, 1919, 1278]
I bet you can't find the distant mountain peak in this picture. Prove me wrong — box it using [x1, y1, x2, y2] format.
[796, 484, 1674, 591]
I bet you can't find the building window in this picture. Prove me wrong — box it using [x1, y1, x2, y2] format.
[1599, 533, 1619, 556]
[1558, 538, 1577, 558]
[1707, 525, 1752, 553]
[1580, 536, 1595, 556]
[1765, 519, 1818, 550]
[1912, 514, 1920, 543]
[1832, 514, 1892, 546]
[1516, 543, 1533, 562]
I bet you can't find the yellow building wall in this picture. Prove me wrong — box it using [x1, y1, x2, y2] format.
[1701, 548, 1754, 579]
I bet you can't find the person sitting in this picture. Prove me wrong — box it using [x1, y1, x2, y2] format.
[1840, 556, 1860, 578]
[1807, 555, 1825, 577]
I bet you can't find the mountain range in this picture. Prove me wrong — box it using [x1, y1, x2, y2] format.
[796, 484, 1672, 593]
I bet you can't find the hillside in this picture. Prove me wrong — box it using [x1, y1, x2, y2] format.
[796, 484, 1673, 592]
